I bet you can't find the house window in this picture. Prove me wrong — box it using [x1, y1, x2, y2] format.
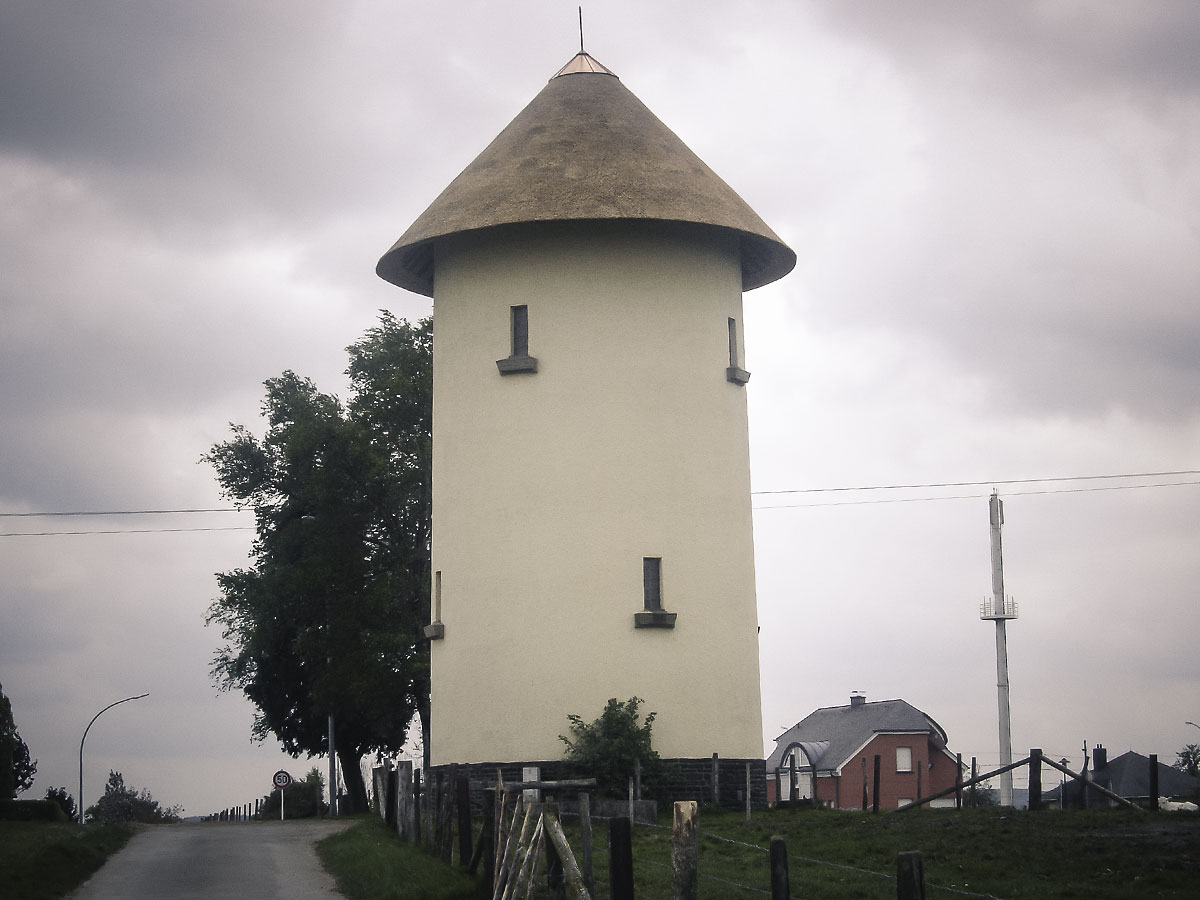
[634, 556, 676, 628]
[896, 746, 913, 773]
[496, 305, 538, 374]
[726, 317, 750, 385]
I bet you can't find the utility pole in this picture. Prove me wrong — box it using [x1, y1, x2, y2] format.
[980, 491, 1017, 807]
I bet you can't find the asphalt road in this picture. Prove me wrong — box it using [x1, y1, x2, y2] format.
[68, 820, 354, 900]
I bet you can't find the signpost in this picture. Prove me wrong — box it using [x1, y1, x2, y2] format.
[273, 770, 292, 821]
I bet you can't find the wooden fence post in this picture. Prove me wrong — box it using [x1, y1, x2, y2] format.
[439, 768, 455, 864]
[745, 762, 752, 823]
[872, 755, 881, 814]
[672, 801, 698, 900]
[544, 802, 566, 900]
[456, 772, 472, 867]
[580, 792, 594, 898]
[896, 851, 925, 900]
[1028, 749, 1042, 811]
[543, 805, 590, 900]
[1150, 754, 1159, 810]
[969, 758, 977, 808]
[769, 836, 790, 900]
[628, 777, 635, 823]
[472, 787, 493, 878]
[609, 816, 635, 900]
[397, 761, 414, 841]
[712, 753, 720, 806]
[413, 768, 423, 846]
[955, 754, 963, 809]
[386, 768, 399, 828]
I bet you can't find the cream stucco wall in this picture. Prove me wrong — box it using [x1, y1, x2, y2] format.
[428, 220, 764, 765]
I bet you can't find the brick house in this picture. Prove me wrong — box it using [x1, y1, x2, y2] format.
[766, 693, 961, 809]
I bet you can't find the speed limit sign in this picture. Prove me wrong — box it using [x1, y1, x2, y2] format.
[273, 769, 292, 789]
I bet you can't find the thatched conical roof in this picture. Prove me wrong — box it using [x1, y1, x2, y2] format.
[377, 52, 795, 296]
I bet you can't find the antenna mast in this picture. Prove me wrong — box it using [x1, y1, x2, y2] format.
[578, 7, 585, 53]
[981, 490, 1018, 807]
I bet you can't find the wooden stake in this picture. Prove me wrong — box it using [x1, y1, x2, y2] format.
[671, 801, 698, 900]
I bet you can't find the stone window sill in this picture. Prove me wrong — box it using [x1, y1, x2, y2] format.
[634, 610, 677, 629]
[497, 355, 539, 375]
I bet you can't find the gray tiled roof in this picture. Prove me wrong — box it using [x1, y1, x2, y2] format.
[377, 52, 795, 297]
[766, 699, 950, 773]
[1045, 750, 1200, 801]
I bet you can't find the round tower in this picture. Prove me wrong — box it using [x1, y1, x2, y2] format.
[378, 51, 794, 794]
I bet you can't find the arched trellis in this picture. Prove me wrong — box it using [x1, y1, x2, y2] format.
[776, 740, 829, 804]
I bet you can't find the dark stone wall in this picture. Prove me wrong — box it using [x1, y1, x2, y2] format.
[424, 757, 767, 815]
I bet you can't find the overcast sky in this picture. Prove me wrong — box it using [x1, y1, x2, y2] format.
[2, 1, 1198, 817]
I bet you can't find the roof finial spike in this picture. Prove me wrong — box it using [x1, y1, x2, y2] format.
[579, 6, 585, 53]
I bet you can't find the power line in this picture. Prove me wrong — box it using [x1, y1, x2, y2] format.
[751, 469, 1200, 496]
[0, 526, 253, 538]
[5, 470, 1196, 530]
[753, 479, 1200, 510]
[0, 507, 242, 518]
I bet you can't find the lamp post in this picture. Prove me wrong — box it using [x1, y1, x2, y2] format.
[1186, 721, 1200, 731]
[79, 693, 149, 823]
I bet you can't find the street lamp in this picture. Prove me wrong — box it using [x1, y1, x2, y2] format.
[1186, 721, 1200, 731]
[78, 693, 149, 823]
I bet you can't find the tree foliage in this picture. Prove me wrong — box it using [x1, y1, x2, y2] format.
[86, 770, 180, 824]
[0, 682, 36, 798]
[1175, 743, 1200, 779]
[259, 767, 326, 819]
[44, 786, 77, 821]
[560, 697, 674, 799]
[205, 313, 432, 813]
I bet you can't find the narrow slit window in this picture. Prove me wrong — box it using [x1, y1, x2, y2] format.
[726, 316, 750, 384]
[512, 305, 529, 357]
[497, 304, 538, 374]
[424, 570, 445, 640]
[643, 557, 662, 611]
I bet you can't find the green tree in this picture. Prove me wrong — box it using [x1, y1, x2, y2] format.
[1175, 743, 1200, 778]
[0, 682, 36, 797]
[260, 767, 326, 819]
[205, 313, 432, 813]
[44, 786, 77, 821]
[560, 697, 674, 799]
[86, 770, 180, 824]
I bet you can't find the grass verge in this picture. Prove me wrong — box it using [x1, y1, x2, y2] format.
[565, 805, 1200, 899]
[0, 821, 137, 900]
[318, 815, 488, 900]
[313, 804, 1198, 900]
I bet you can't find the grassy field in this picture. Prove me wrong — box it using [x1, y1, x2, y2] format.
[607, 805, 1200, 899]
[0, 820, 136, 900]
[5, 806, 1196, 900]
[330, 804, 1200, 900]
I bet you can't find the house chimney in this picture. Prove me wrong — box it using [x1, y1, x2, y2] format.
[1093, 745, 1107, 770]
[850, 692, 866, 708]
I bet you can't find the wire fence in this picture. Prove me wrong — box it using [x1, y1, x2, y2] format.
[622, 818, 1011, 900]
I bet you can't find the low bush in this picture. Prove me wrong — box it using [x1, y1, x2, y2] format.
[0, 800, 68, 822]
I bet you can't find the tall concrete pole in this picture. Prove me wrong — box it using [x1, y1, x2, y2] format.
[986, 492, 1015, 807]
